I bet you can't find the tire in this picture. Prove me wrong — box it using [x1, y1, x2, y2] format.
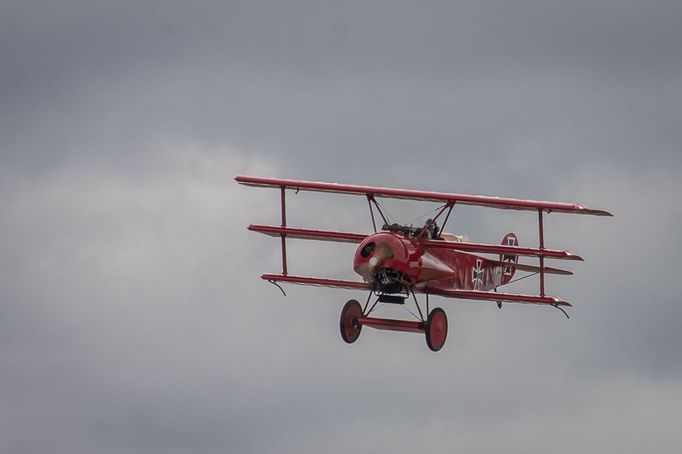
[340, 299, 363, 344]
[425, 307, 448, 352]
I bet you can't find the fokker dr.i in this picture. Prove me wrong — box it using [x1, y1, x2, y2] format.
[237, 176, 611, 352]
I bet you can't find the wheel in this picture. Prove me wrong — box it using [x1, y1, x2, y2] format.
[425, 307, 448, 352]
[340, 299, 363, 344]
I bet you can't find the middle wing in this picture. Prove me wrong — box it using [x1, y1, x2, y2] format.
[249, 224, 582, 261]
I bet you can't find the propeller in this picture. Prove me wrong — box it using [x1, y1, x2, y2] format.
[356, 242, 394, 282]
[375, 242, 394, 262]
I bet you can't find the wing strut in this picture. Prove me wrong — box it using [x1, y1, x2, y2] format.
[437, 202, 455, 239]
[538, 209, 545, 296]
[367, 194, 389, 232]
[417, 201, 454, 240]
[280, 187, 288, 275]
[367, 195, 377, 233]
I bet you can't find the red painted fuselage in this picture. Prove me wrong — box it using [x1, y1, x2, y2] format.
[353, 232, 504, 294]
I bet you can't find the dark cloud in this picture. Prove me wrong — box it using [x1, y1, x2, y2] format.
[1, 1, 681, 453]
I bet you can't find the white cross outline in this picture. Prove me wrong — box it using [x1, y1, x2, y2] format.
[472, 258, 485, 290]
[502, 235, 517, 276]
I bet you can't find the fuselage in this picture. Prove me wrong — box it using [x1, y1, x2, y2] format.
[353, 232, 503, 294]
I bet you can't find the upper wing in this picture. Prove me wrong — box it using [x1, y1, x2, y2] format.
[236, 175, 612, 216]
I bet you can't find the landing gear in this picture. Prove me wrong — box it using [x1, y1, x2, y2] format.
[338, 294, 449, 352]
[425, 307, 448, 352]
[339, 299, 363, 344]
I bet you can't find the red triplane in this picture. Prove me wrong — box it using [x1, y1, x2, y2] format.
[237, 175, 611, 352]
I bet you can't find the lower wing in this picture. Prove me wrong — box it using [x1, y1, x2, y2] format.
[260, 274, 570, 307]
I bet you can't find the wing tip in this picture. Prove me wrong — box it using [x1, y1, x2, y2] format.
[593, 209, 614, 217]
[580, 207, 613, 217]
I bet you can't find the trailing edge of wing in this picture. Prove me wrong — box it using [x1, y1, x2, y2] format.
[236, 175, 613, 216]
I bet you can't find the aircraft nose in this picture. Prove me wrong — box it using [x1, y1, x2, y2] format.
[354, 240, 395, 282]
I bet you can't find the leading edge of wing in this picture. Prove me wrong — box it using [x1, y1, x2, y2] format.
[421, 286, 572, 307]
[235, 175, 613, 216]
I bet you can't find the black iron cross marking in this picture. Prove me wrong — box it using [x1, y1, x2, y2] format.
[472, 258, 485, 290]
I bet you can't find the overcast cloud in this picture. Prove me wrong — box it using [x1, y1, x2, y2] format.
[1, 1, 681, 453]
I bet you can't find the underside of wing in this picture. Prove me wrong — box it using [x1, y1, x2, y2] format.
[236, 175, 612, 216]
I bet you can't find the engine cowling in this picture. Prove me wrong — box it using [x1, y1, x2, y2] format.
[353, 232, 455, 293]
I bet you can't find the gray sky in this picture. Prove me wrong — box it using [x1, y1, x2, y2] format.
[1, 1, 681, 453]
